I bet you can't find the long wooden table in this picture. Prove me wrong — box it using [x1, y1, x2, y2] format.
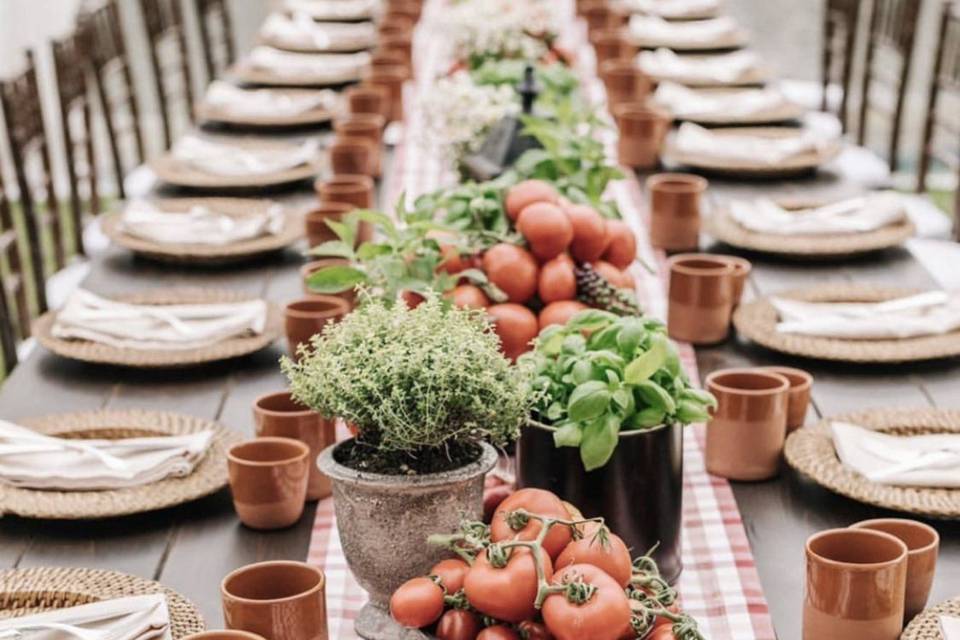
[1, 139, 959, 640]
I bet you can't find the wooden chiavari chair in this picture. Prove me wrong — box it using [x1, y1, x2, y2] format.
[820, 0, 861, 131]
[0, 169, 31, 376]
[140, 0, 196, 150]
[857, 0, 922, 171]
[83, 0, 146, 199]
[195, 0, 236, 82]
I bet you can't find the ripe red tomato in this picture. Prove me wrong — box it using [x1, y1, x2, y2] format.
[565, 204, 609, 263]
[592, 260, 632, 289]
[487, 303, 539, 361]
[477, 625, 520, 640]
[490, 489, 573, 559]
[431, 558, 470, 594]
[482, 244, 539, 303]
[601, 220, 637, 270]
[538, 255, 577, 303]
[554, 524, 633, 588]
[464, 546, 554, 623]
[484, 484, 515, 523]
[542, 564, 633, 640]
[448, 284, 491, 309]
[389, 576, 444, 628]
[538, 300, 588, 331]
[435, 609, 482, 640]
[400, 290, 425, 309]
[505, 180, 560, 221]
[518, 621, 554, 640]
[646, 626, 677, 640]
[517, 202, 574, 261]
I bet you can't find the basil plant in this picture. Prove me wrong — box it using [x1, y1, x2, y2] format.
[521, 310, 717, 471]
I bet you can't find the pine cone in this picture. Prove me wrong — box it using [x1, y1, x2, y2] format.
[575, 263, 643, 316]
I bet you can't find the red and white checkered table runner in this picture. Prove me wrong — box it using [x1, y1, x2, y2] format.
[307, 2, 776, 638]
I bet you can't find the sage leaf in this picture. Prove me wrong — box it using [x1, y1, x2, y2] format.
[567, 380, 611, 422]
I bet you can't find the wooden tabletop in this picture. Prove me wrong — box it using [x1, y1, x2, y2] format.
[1, 146, 958, 640]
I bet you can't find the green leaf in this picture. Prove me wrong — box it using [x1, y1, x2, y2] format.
[562, 334, 586, 355]
[546, 402, 565, 421]
[567, 381, 611, 422]
[553, 422, 582, 447]
[308, 240, 355, 260]
[681, 387, 718, 409]
[580, 415, 620, 471]
[355, 243, 392, 260]
[325, 219, 355, 248]
[306, 265, 368, 294]
[537, 327, 566, 356]
[676, 399, 711, 424]
[566, 309, 618, 332]
[616, 318, 646, 357]
[624, 335, 669, 384]
[571, 360, 594, 385]
[634, 380, 677, 414]
[625, 407, 666, 429]
[612, 388, 633, 411]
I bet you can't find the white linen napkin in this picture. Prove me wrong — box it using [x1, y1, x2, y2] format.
[261, 12, 376, 51]
[52, 289, 268, 351]
[638, 48, 760, 84]
[673, 122, 835, 165]
[728, 193, 907, 235]
[653, 81, 789, 118]
[773, 291, 960, 339]
[283, 0, 380, 21]
[629, 15, 739, 47]
[941, 616, 960, 640]
[172, 135, 318, 177]
[624, 0, 721, 19]
[0, 595, 171, 640]
[831, 421, 960, 488]
[246, 46, 370, 81]
[0, 420, 213, 490]
[119, 200, 285, 246]
[203, 81, 337, 118]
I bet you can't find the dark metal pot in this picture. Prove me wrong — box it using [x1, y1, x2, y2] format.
[517, 422, 684, 584]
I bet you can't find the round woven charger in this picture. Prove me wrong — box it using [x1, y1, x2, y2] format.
[195, 97, 336, 128]
[101, 198, 305, 265]
[902, 595, 960, 640]
[643, 59, 769, 87]
[629, 26, 749, 51]
[665, 126, 842, 178]
[0, 567, 204, 638]
[258, 31, 375, 54]
[0, 409, 241, 519]
[658, 94, 805, 126]
[705, 208, 915, 258]
[785, 408, 960, 518]
[230, 61, 363, 88]
[733, 284, 960, 363]
[32, 288, 282, 368]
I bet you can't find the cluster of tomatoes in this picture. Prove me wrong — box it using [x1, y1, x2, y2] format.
[442, 180, 638, 361]
[389, 488, 700, 640]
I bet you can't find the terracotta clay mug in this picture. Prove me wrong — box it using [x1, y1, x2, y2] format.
[183, 631, 266, 640]
[300, 258, 356, 305]
[600, 58, 652, 110]
[347, 84, 389, 120]
[222, 561, 328, 640]
[704, 368, 790, 481]
[850, 518, 939, 623]
[804, 528, 908, 640]
[582, 2, 623, 33]
[315, 174, 374, 209]
[364, 65, 406, 122]
[329, 135, 374, 177]
[284, 295, 351, 358]
[380, 34, 413, 65]
[227, 438, 310, 530]
[334, 114, 386, 177]
[667, 254, 736, 344]
[612, 103, 672, 169]
[254, 392, 337, 501]
[305, 201, 353, 249]
[761, 366, 812, 431]
[647, 173, 708, 252]
[591, 28, 637, 67]
[720, 255, 751, 306]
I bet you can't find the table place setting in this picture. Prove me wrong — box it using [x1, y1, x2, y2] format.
[618, 0, 722, 20]
[637, 47, 767, 86]
[282, 0, 381, 22]
[0, 594, 172, 640]
[233, 46, 371, 86]
[651, 81, 802, 124]
[118, 199, 284, 246]
[727, 192, 907, 235]
[259, 12, 377, 53]
[195, 81, 341, 127]
[627, 14, 748, 50]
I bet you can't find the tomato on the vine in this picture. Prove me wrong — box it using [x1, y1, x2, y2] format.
[518, 620, 554, 640]
[646, 625, 677, 640]
[490, 489, 573, 559]
[435, 609, 481, 640]
[542, 564, 633, 640]
[389, 576, 444, 628]
[477, 625, 521, 640]
[430, 558, 470, 594]
[554, 523, 632, 588]
[464, 546, 554, 623]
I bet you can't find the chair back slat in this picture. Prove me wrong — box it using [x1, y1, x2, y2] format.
[140, 0, 196, 150]
[920, 2, 960, 195]
[0, 168, 31, 375]
[196, 0, 236, 82]
[821, 0, 861, 131]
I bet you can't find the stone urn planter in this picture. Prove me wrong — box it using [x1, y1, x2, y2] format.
[318, 439, 498, 640]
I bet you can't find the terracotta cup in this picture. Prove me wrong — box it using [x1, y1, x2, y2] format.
[704, 368, 790, 481]
[329, 135, 374, 177]
[384, 0, 421, 21]
[600, 58, 652, 109]
[591, 28, 637, 67]
[804, 528, 908, 640]
[850, 518, 939, 623]
[364, 65, 406, 122]
[647, 173, 708, 252]
[612, 103, 671, 169]
[227, 438, 309, 530]
[253, 392, 337, 501]
[300, 258, 356, 305]
[380, 34, 413, 65]
[305, 201, 353, 248]
[369, 49, 410, 78]
[315, 174, 375, 209]
[334, 114, 386, 177]
[761, 366, 813, 431]
[667, 254, 736, 344]
[222, 561, 328, 640]
[720, 255, 751, 306]
[378, 15, 414, 38]
[582, 2, 621, 32]
[347, 84, 389, 120]
[284, 295, 351, 358]
[182, 632, 266, 640]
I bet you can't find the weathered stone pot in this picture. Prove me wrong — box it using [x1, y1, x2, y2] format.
[517, 422, 684, 584]
[318, 439, 497, 640]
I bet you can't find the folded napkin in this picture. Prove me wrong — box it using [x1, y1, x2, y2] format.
[629, 15, 739, 46]
[119, 200, 285, 246]
[673, 122, 835, 165]
[625, 0, 721, 19]
[653, 81, 789, 119]
[204, 80, 337, 118]
[0, 595, 171, 640]
[0, 420, 213, 491]
[728, 192, 907, 236]
[246, 46, 370, 81]
[283, 0, 379, 21]
[172, 135, 318, 177]
[831, 421, 960, 488]
[941, 616, 960, 640]
[638, 48, 760, 84]
[52, 289, 268, 351]
[260, 12, 376, 51]
[773, 291, 960, 339]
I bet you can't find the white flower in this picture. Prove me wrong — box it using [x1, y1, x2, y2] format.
[439, 0, 560, 64]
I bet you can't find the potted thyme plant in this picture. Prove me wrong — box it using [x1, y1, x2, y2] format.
[282, 296, 532, 637]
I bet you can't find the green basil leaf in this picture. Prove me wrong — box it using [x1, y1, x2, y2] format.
[567, 381, 611, 422]
[562, 334, 586, 355]
[612, 388, 633, 411]
[616, 318, 645, 356]
[634, 380, 677, 414]
[553, 422, 582, 447]
[537, 326, 566, 356]
[676, 399, 711, 424]
[588, 324, 621, 351]
[307, 240, 355, 260]
[624, 334, 669, 384]
[546, 401, 565, 421]
[605, 369, 621, 385]
[305, 265, 368, 294]
[681, 387, 718, 409]
[625, 407, 666, 429]
[588, 350, 625, 370]
[571, 360, 594, 385]
[325, 219, 355, 248]
[580, 415, 620, 471]
[566, 309, 618, 332]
